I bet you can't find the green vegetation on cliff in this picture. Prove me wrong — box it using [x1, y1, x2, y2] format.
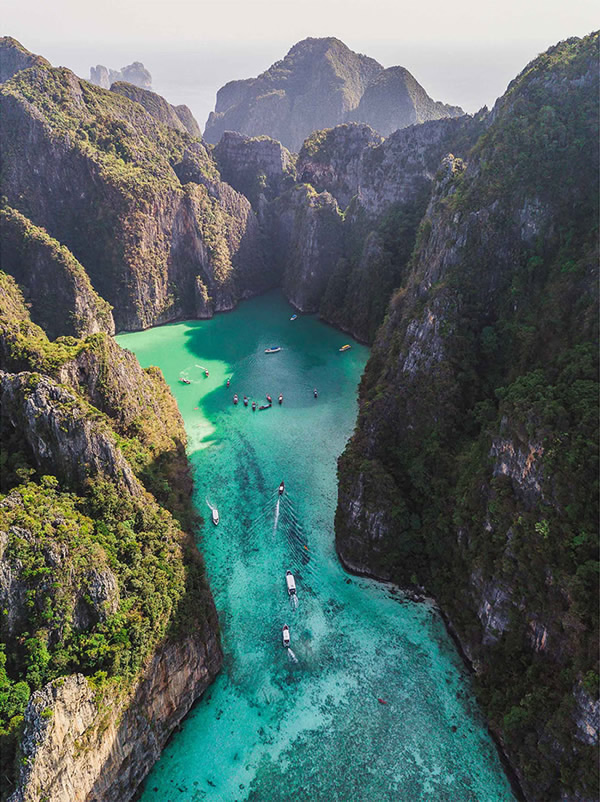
[0, 205, 114, 339]
[336, 32, 599, 800]
[0, 273, 216, 795]
[0, 44, 264, 330]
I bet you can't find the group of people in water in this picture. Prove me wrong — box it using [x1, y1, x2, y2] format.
[232, 391, 283, 410]
[228, 378, 318, 409]
[180, 372, 319, 407]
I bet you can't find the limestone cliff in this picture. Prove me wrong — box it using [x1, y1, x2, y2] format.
[0, 206, 114, 339]
[335, 33, 599, 800]
[0, 37, 49, 84]
[0, 273, 223, 800]
[269, 185, 344, 312]
[297, 124, 383, 211]
[8, 626, 220, 802]
[204, 37, 383, 151]
[0, 371, 143, 495]
[0, 50, 267, 330]
[274, 116, 481, 342]
[204, 37, 463, 151]
[110, 81, 201, 137]
[213, 131, 296, 208]
[348, 65, 464, 136]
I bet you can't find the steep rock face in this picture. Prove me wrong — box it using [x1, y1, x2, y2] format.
[336, 33, 599, 800]
[213, 131, 296, 208]
[0, 371, 142, 496]
[0, 206, 114, 338]
[297, 124, 382, 210]
[204, 37, 463, 152]
[0, 37, 49, 83]
[204, 37, 383, 151]
[0, 275, 194, 523]
[57, 334, 183, 446]
[0, 55, 266, 330]
[110, 81, 201, 136]
[269, 185, 343, 311]
[90, 61, 152, 90]
[279, 117, 480, 342]
[356, 115, 480, 217]
[348, 65, 464, 135]
[9, 631, 221, 802]
[0, 274, 223, 800]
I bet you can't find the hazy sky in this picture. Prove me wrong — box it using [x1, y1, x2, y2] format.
[3, 0, 598, 127]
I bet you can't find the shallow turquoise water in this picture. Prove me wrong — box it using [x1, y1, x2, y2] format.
[117, 292, 514, 802]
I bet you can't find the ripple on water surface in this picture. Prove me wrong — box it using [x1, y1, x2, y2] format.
[116, 292, 514, 802]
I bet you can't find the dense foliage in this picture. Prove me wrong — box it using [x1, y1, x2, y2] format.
[0, 273, 211, 794]
[0, 205, 114, 338]
[337, 31, 599, 799]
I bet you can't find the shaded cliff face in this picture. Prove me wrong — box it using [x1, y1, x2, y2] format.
[0, 50, 266, 331]
[336, 33, 599, 801]
[213, 131, 296, 208]
[348, 65, 464, 135]
[271, 116, 483, 343]
[204, 37, 463, 151]
[270, 185, 344, 312]
[0, 273, 222, 800]
[0, 206, 114, 339]
[204, 37, 383, 151]
[297, 123, 383, 211]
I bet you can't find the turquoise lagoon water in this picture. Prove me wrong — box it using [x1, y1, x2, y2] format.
[116, 292, 514, 802]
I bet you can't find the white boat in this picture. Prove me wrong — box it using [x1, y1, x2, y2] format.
[282, 624, 290, 647]
[290, 314, 297, 321]
[285, 570, 296, 596]
[265, 346, 281, 354]
[278, 481, 285, 495]
[212, 507, 219, 526]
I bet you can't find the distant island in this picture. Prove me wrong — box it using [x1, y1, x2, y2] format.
[90, 60, 152, 90]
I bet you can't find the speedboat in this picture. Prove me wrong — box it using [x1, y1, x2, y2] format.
[226, 378, 231, 387]
[258, 403, 272, 410]
[243, 396, 249, 406]
[290, 314, 297, 321]
[252, 401, 256, 411]
[285, 570, 296, 596]
[266, 394, 273, 404]
[179, 377, 191, 384]
[205, 369, 210, 376]
[313, 388, 318, 398]
[233, 394, 238, 405]
[278, 394, 283, 405]
[278, 481, 285, 495]
[212, 507, 219, 525]
[282, 625, 290, 648]
[339, 344, 352, 352]
[265, 346, 281, 354]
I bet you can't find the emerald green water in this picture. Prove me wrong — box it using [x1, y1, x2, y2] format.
[116, 292, 514, 802]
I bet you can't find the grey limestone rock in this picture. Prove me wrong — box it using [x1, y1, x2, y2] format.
[90, 61, 152, 90]
[349, 65, 464, 135]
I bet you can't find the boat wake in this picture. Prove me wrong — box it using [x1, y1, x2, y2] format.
[287, 648, 298, 664]
[273, 498, 280, 533]
[290, 595, 298, 609]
